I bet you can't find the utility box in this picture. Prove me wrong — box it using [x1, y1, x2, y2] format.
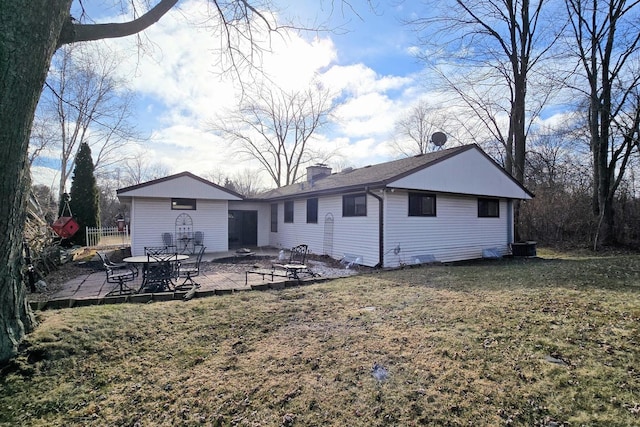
[510, 241, 537, 257]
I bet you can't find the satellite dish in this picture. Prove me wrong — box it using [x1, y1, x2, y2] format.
[431, 131, 447, 148]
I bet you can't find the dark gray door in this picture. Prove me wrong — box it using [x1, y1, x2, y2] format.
[228, 210, 257, 248]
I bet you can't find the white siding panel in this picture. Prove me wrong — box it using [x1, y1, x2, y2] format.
[120, 175, 241, 200]
[383, 192, 510, 267]
[270, 194, 380, 267]
[389, 148, 531, 199]
[130, 198, 229, 256]
[268, 199, 324, 254]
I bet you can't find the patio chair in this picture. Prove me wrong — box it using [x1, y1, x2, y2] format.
[162, 233, 177, 253]
[140, 252, 179, 293]
[98, 251, 138, 277]
[103, 262, 137, 296]
[193, 231, 204, 253]
[246, 244, 317, 285]
[272, 244, 317, 281]
[97, 251, 127, 269]
[176, 246, 206, 290]
[145, 246, 169, 256]
[273, 244, 308, 268]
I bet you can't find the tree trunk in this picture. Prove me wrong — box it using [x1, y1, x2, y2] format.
[0, 0, 73, 363]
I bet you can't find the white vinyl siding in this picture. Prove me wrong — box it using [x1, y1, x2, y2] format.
[130, 198, 229, 256]
[119, 175, 242, 200]
[389, 147, 530, 199]
[268, 194, 380, 266]
[383, 191, 509, 267]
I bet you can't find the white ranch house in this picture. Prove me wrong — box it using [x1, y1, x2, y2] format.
[117, 144, 533, 267]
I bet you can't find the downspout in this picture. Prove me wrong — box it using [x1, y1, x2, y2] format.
[366, 187, 384, 268]
[507, 199, 514, 244]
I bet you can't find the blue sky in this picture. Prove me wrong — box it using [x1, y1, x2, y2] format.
[32, 0, 441, 188]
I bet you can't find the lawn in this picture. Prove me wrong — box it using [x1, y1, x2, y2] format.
[1, 249, 639, 426]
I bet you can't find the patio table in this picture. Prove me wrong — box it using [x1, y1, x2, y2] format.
[124, 254, 189, 293]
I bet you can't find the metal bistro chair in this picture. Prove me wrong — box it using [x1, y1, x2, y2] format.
[139, 247, 175, 293]
[162, 232, 177, 253]
[97, 251, 126, 269]
[176, 246, 206, 290]
[145, 246, 169, 256]
[193, 231, 204, 253]
[103, 262, 137, 296]
[98, 251, 138, 278]
[141, 251, 180, 293]
[272, 244, 316, 281]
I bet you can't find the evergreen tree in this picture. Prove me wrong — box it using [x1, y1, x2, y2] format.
[69, 143, 100, 246]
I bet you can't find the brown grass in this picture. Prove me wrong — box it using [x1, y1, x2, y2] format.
[1, 248, 639, 426]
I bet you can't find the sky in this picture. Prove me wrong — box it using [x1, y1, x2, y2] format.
[31, 0, 444, 190]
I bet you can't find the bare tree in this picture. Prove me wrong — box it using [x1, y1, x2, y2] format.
[28, 117, 58, 167]
[565, 0, 640, 246]
[204, 168, 268, 196]
[408, 0, 561, 185]
[391, 101, 455, 156]
[0, 0, 307, 363]
[213, 82, 335, 187]
[121, 151, 171, 186]
[519, 122, 593, 245]
[35, 43, 141, 202]
[230, 168, 267, 196]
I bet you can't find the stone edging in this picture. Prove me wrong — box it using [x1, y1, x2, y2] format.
[30, 277, 334, 311]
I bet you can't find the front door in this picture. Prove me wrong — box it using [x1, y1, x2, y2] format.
[228, 210, 257, 249]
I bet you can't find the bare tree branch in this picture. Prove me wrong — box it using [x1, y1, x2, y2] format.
[212, 82, 335, 187]
[58, 0, 179, 46]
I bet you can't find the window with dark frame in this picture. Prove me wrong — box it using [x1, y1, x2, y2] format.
[171, 198, 196, 210]
[478, 198, 500, 217]
[270, 203, 278, 232]
[284, 200, 294, 223]
[408, 192, 436, 216]
[343, 193, 367, 217]
[306, 198, 318, 223]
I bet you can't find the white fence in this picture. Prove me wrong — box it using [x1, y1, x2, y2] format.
[86, 226, 131, 248]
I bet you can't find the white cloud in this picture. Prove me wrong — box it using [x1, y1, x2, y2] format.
[335, 92, 398, 137]
[28, 0, 434, 189]
[322, 63, 412, 96]
[31, 166, 60, 189]
[262, 36, 337, 90]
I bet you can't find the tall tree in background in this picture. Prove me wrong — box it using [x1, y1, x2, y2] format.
[391, 101, 455, 156]
[35, 43, 140, 203]
[409, 0, 557, 185]
[565, 0, 640, 247]
[213, 83, 335, 187]
[0, 0, 291, 363]
[121, 150, 171, 186]
[69, 143, 100, 246]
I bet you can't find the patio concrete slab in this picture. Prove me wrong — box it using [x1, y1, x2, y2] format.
[29, 248, 357, 310]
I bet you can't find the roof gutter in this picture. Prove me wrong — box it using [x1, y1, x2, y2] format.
[366, 187, 384, 268]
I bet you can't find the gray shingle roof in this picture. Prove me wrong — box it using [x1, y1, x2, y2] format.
[253, 144, 474, 200]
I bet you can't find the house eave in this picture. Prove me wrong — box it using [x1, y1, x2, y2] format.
[253, 182, 388, 202]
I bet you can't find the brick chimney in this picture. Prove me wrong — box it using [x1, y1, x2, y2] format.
[306, 163, 332, 182]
